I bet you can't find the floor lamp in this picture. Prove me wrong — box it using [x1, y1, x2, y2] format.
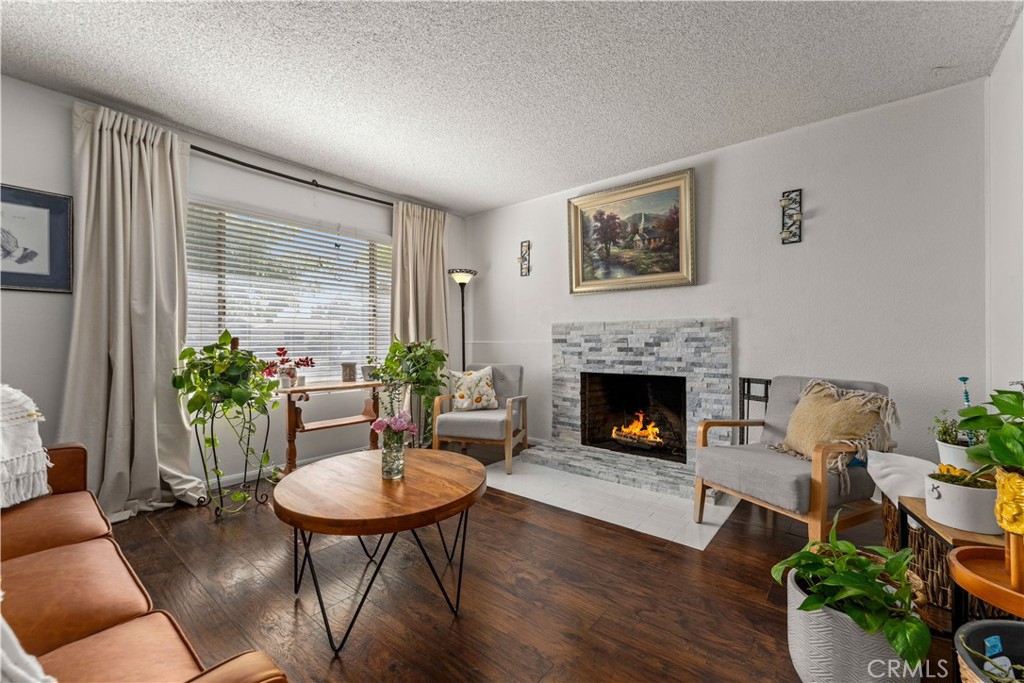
[448, 268, 476, 371]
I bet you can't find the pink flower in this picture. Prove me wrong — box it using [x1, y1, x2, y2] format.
[370, 410, 418, 434]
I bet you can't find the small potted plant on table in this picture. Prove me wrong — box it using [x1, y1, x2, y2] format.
[924, 463, 1000, 535]
[932, 409, 987, 471]
[772, 513, 930, 683]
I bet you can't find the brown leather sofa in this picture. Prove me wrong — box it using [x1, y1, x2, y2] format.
[1, 444, 288, 683]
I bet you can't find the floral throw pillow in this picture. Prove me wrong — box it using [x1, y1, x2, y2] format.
[450, 367, 499, 412]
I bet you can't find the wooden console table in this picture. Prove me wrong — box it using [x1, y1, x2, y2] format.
[277, 380, 382, 473]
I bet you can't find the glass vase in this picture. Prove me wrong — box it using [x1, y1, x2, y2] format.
[381, 427, 405, 479]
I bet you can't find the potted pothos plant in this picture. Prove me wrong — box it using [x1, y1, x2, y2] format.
[959, 386, 1024, 585]
[772, 512, 930, 683]
[366, 337, 447, 445]
[171, 329, 279, 516]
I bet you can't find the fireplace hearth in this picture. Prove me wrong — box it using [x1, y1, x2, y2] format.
[581, 372, 686, 462]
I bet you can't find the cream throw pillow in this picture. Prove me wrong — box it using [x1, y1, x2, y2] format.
[450, 367, 499, 412]
[781, 379, 899, 468]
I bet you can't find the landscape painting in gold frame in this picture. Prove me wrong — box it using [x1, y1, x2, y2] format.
[568, 168, 695, 294]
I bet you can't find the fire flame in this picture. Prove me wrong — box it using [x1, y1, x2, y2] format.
[611, 411, 664, 446]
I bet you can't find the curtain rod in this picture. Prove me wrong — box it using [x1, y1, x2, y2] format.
[191, 145, 395, 208]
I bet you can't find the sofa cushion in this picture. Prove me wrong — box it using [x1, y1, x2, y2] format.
[38, 611, 203, 683]
[1, 612, 55, 683]
[1, 490, 111, 561]
[695, 443, 877, 514]
[436, 408, 520, 441]
[450, 366, 498, 411]
[0, 537, 152, 655]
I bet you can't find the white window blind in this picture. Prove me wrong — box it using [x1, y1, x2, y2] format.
[185, 203, 392, 379]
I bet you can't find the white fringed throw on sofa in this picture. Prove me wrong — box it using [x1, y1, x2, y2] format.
[1, 384, 51, 508]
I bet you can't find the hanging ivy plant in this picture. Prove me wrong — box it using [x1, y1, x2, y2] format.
[171, 329, 279, 516]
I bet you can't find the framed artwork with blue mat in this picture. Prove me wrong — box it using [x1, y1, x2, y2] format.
[1, 185, 72, 293]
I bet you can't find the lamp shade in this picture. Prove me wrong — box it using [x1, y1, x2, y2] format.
[448, 268, 477, 285]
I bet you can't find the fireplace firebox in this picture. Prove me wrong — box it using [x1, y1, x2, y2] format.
[580, 372, 686, 462]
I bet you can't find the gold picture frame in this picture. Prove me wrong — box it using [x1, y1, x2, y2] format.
[568, 168, 695, 294]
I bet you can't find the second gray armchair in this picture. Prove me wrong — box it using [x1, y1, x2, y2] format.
[432, 364, 528, 474]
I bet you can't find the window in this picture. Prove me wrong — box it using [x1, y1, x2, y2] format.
[185, 202, 392, 379]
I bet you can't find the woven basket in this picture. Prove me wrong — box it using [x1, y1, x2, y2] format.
[882, 496, 1019, 631]
[958, 655, 986, 683]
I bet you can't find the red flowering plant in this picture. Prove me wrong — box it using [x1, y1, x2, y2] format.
[262, 347, 315, 380]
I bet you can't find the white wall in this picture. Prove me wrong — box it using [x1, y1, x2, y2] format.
[1, 75, 467, 488]
[464, 81, 989, 459]
[1, 77, 74, 446]
[987, 14, 1024, 393]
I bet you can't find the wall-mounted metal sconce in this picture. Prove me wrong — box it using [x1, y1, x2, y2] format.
[517, 240, 531, 276]
[779, 189, 803, 245]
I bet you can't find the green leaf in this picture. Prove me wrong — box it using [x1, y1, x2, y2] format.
[171, 374, 185, 390]
[966, 442, 997, 464]
[219, 329, 233, 346]
[835, 540, 857, 555]
[958, 405, 989, 418]
[884, 548, 914, 579]
[178, 347, 197, 360]
[863, 545, 894, 559]
[958, 415, 1004, 431]
[186, 391, 207, 415]
[798, 594, 827, 611]
[231, 387, 251, 405]
[843, 605, 888, 633]
[883, 616, 931, 667]
[991, 392, 1024, 417]
[990, 431, 1024, 467]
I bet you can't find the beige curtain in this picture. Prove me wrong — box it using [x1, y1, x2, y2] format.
[391, 201, 449, 349]
[60, 102, 203, 520]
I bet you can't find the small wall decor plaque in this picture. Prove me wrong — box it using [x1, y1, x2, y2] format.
[1, 185, 73, 293]
[568, 168, 695, 294]
[519, 240, 531, 276]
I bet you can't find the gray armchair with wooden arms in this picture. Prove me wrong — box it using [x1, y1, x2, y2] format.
[694, 376, 893, 542]
[432, 364, 528, 474]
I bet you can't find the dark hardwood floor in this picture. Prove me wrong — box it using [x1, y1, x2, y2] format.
[114, 457, 954, 682]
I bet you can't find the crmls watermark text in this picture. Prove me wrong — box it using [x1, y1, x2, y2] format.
[868, 659, 951, 679]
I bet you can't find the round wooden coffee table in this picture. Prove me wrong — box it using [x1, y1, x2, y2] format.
[273, 448, 486, 654]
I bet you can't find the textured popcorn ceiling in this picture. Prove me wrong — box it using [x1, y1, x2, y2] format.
[1, 2, 1020, 216]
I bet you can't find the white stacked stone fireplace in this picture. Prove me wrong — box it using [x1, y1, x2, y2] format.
[551, 318, 733, 457]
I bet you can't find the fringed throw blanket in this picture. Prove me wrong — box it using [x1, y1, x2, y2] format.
[1, 384, 51, 508]
[770, 379, 900, 494]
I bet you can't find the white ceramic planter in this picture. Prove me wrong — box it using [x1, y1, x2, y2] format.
[787, 571, 920, 683]
[923, 474, 1001, 535]
[935, 440, 976, 471]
